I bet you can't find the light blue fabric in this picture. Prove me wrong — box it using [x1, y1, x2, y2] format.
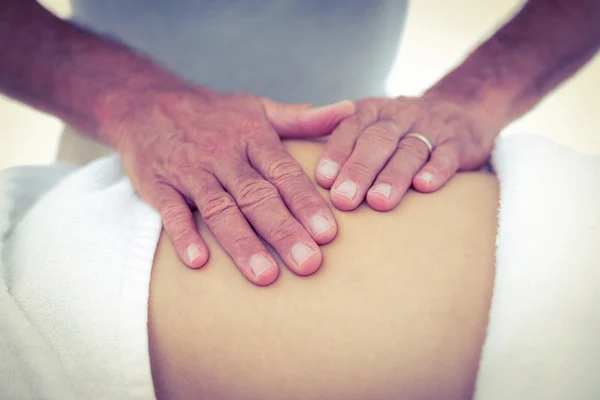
[69, 0, 408, 105]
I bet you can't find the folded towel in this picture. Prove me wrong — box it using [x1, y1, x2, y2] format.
[474, 134, 600, 399]
[0, 161, 161, 399]
[0, 165, 79, 398]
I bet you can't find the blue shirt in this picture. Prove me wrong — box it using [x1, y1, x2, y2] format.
[69, 1, 408, 105]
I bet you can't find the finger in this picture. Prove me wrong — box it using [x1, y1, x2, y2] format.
[215, 159, 323, 277]
[315, 104, 378, 189]
[188, 172, 280, 286]
[365, 134, 432, 212]
[328, 121, 403, 212]
[247, 138, 338, 245]
[262, 98, 356, 138]
[153, 183, 210, 269]
[412, 140, 460, 193]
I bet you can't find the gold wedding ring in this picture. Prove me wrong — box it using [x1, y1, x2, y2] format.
[404, 133, 433, 156]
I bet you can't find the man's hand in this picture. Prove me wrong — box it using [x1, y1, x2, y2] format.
[0, 0, 357, 286]
[314, 94, 498, 211]
[312, 0, 600, 212]
[104, 87, 354, 285]
[2, 0, 598, 285]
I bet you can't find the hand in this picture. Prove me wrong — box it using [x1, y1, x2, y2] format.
[314, 94, 499, 211]
[102, 86, 355, 285]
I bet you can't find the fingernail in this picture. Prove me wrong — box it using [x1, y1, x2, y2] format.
[249, 253, 274, 277]
[419, 172, 434, 184]
[371, 183, 392, 198]
[186, 244, 202, 264]
[335, 180, 357, 200]
[317, 159, 340, 179]
[291, 242, 316, 267]
[309, 214, 333, 236]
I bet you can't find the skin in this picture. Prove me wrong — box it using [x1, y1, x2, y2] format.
[148, 140, 500, 399]
[317, 0, 600, 212]
[0, 0, 354, 285]
[1, 0, 598, 286]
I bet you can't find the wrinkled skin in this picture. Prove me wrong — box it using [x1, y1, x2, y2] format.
[315, 94, 500, 211]
[106, 86, 355, 285]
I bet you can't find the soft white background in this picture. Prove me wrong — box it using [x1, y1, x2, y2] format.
[1, 0, 599, 169]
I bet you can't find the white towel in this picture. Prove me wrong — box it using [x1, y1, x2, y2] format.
[474, 134, 600, 399]
[0, 134, 599, 399]
[0, 165, 80, 399]
[0, 162, 161, 399]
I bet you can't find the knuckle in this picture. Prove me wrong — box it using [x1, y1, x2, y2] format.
[236, 179, 280, 212]
[267, 217, 299, 244]
[176, 155, 209, 178]
[363, 124, 398, 147]
[335, 115, 365, 136]
[326, 146, 353, 163]
[398, 139, 428, 159]
[345, 159, 372, 177]
[161, 205, 192, 243]
[264, 156, 305, 184]
[288, 188, 322, 212]
[433, 155, 456, 176]
[232, 114, 263, 133]
[192, 135, 223, 157]
[170, 228, 192, 246]
[200, 192, 238, 226]
[356, 98, 381, 118]
[161, 201, 189, 226]
[380, 165, 409, 183]
[230, 232, 255, 253]
[463, 125, 488, 153]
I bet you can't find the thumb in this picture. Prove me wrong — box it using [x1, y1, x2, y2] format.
[262, 98, 355, 138]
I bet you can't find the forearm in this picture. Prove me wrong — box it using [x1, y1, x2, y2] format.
[426, 0, 600, 129]
[0, 0, 190, 146]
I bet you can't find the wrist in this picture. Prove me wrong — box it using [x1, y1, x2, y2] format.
[92, 72, 210, 149]
[424, 77, 516, 132]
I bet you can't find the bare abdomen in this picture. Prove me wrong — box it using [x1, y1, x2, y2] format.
[148, 141, 499, 400]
